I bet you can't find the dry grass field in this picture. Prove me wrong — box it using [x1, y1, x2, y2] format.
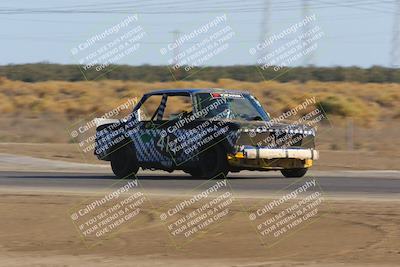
[1, 77, 399, 124]
[0, 77, 399, 170]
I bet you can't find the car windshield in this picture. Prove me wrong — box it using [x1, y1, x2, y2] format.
[195, 92, 270, 121]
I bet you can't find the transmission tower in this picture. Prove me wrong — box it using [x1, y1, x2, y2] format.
[258, 0, 271, 64]
[302, 0, 314, 66]
[390, 0, 400, 67]
[170, 30, 182, 68]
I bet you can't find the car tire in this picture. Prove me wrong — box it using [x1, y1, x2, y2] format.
[110, 145, 139, 179]
[281, 168, 308, 178]
[188, 144, 229, 179]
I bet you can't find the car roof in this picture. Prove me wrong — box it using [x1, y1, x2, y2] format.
[144, 88, 250, 96]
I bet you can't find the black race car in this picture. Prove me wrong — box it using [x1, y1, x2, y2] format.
[94, 88, 319, 179]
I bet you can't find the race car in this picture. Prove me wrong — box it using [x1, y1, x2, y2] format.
[94, 88, 319, 179]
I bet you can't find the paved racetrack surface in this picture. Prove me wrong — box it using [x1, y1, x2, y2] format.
[0, 169, 399, 199]
[0, 153, 399, 198]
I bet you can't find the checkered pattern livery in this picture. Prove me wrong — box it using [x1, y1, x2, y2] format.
[129, 126, 240, 166]
[95, 120, 241, 167]
[128, 127, 173, 167]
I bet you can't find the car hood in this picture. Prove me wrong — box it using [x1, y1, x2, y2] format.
[233, 120, 316, 136]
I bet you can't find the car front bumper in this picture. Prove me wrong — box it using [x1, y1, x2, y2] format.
[227, 147, 319, 170]
[242, 147, 319, 160]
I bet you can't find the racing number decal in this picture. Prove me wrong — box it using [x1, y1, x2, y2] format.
[155, 133, 177, 157]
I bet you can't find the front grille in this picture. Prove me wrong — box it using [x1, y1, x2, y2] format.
[237, 130, 305, 148]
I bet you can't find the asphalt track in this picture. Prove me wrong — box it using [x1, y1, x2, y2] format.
[0, 169, 399, 199]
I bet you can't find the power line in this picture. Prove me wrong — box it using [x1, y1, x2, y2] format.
[312, 0, 398, 15]
[0, 0, 398, 15]
[0, 11, 391, 24]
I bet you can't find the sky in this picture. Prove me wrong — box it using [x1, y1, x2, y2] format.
[0, 0, 398, 68]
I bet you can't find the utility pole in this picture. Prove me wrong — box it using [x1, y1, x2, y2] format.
[390, 0, 400, 67]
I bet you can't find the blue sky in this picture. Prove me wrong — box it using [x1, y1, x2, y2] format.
[0, 0, 397, 67]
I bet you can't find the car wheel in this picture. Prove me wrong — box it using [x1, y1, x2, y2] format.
[110, 145, 139, 179]
[281, 168, 308, 178]
[189, 144, 229, 179]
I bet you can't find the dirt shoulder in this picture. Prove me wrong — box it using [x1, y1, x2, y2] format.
[0, 192, 399, 267]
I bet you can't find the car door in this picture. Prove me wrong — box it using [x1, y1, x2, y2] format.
[149, 93, 195, 167]
[126, 94, 175, 168]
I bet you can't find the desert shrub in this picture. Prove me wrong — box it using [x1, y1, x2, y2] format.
[0, 77, 397, 126]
